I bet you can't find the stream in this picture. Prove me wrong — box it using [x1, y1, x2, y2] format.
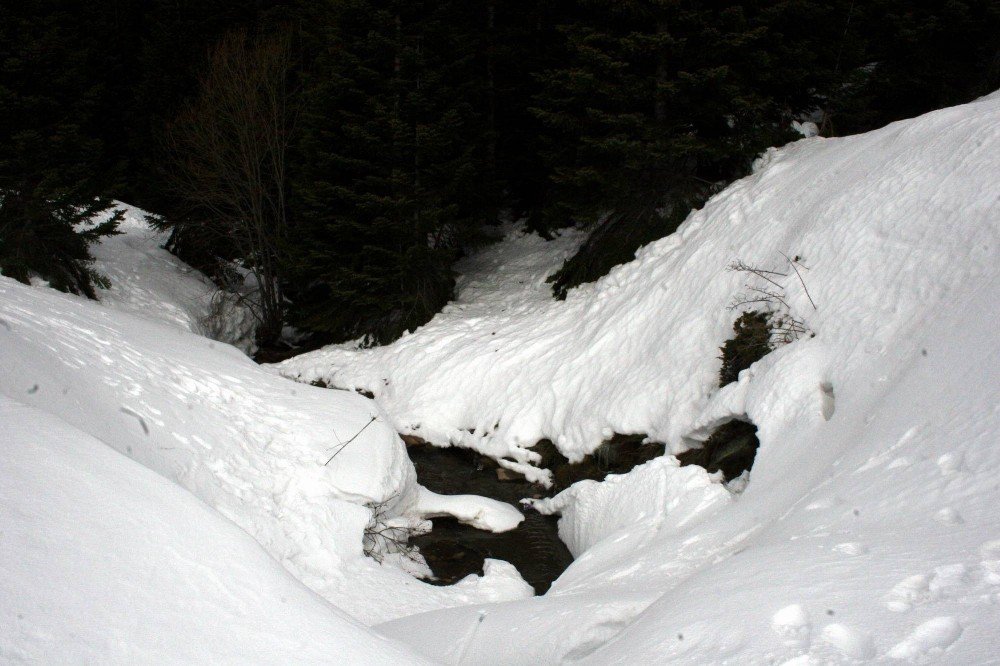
[408, 442, 574, 594]
[406, 434, 672, 594]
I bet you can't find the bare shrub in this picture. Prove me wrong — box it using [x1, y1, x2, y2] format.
[362, 494, 419, 565]
[163, 28, 297, 345]
[728, 253, 815, 344]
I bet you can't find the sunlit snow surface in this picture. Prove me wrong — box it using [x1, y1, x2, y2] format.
[284, 94, 1000, 663]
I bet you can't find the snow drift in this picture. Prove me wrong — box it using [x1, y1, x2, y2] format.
[0, 215, 533, 628]
[0, 397, 428, 663]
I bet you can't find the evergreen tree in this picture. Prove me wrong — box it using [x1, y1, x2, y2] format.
[825, 0, 1000, 135]
[0, 0, 122, 298]
[533, 0, 838, 296]
[287, 0, 493, 344]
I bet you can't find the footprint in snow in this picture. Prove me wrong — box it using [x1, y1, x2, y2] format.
[929, 564, 968, 598]
[980, 540, 1000, 584]
[819, 623, 875, 660]
[772, 604, 812, 649]
[887, 616, 962, 662]
[885, 574, 933, 612]
[934, 507, 964, 525]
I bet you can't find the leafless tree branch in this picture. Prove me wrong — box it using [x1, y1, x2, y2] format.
[164, 28, 298, 344]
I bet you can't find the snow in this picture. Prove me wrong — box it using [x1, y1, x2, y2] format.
[85, 202, 258, 354]
[0, 215, 536, 630]
[2, 90, 998, 662]
[0, 396, 428, 663]
[276, 93, 999, 476]
[530, 457, 730, 557]
[280, 94, 1000, 663]
[416, 486, 524, 533]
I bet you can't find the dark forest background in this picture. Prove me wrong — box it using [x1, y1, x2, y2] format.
[2, 0, 998, 347]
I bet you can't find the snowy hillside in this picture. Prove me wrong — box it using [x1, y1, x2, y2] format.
[277, 92, 999, 474]
[2, 89, 997, 663]
[279, 93, 1000, 663]
[0, 272, 534, 626]
[85, 202, 258, 353]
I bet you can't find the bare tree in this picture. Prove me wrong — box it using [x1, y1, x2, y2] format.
[164, 28, 296, 345]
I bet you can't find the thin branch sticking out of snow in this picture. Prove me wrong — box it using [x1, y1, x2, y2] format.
[325, 415, 377, 465]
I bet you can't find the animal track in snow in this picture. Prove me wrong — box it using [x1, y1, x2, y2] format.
[885, 574, 933, 612]
[928, 564, 968, 597]
[887, 616, 962, 662]
[885, 565, 969, 612]
[818, 623, 875, 660]
[980, 539, 1000, 584]
[772, 604, 812, 648]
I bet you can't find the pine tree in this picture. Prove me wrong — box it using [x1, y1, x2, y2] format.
[0, 1, 122, 298]
[824, 0, 1000, 135]
[287, 0, 492, 344]
[534, 0, 832, 296]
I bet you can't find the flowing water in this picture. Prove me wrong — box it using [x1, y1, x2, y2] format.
[408, 443, 574, 595]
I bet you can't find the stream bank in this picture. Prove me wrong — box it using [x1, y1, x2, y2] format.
[407, 443, 572, 594]
[406, 435, 669, 594]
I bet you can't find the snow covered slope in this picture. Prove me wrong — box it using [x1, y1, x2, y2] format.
[294, 94, 1000, 663]
[0, 272, 532, 628]
[0, 397, 428, 664]
[86, 202, 257, 353]
[277, 93, 1000, 478]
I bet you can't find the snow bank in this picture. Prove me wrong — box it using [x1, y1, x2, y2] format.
[362, 95, 1000, 662]
[416, 486, 524, 532]
[0, 274, 532, 625]
[277, 93, 999, 479]
[85, 202, 257, 353]
[532, 457, 731, 557]
[583, 273, 1000, 664]
[0, 397, 427, 664]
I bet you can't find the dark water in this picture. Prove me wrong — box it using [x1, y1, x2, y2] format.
[408, 444, 574, 595]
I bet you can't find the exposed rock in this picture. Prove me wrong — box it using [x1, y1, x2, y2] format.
[677, 419, 760, 480]
[400, 433, 429, 447]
